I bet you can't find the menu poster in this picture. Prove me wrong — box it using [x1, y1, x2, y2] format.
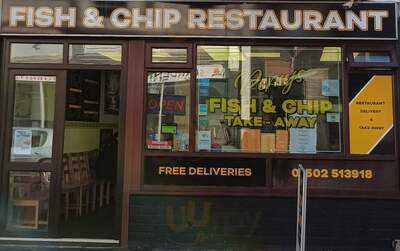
[322, 79, 340, 97]
[198, 104, 208, 116]
[275, 130, 289, 153]
[197, 130, 211, 151]
[261, 133, 276, 153]
[198, 117, 209, 128]
[289, 127, 317, 154]
[198, 79, 210, 96]
[241, 129, 261, 152]
[13, 129, 33, 155]
[197, 64, 225, 79]
[326, 112, 340, 123]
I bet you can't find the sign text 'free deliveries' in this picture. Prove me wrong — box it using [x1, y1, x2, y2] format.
[145, 157, 266, 186]
[3, 1, 397, 39]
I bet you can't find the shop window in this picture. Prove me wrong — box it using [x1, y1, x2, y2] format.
[11, 75, 56, 162]
[69, 44, 122, 65]
[10, 43, 63, 64]
[145, 72, 190, 151]
[151, 48, 188, 63]
[7, 171, 50, 230]
[196, 46, 342, 154]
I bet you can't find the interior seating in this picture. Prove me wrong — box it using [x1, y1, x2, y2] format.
[62, 150, 112, 220]
[9, 173, 49, 229]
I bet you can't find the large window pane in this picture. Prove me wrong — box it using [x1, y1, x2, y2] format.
[11, 76, 56, 162]
[196, 46, 342, 154]
[146, 72, 190, 151]
[10, 43, 63, 64]
[7, 171, 50, 230]
[69, 44, 122, 65]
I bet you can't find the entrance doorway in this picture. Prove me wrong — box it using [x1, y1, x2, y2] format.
[0, 42, 124, 243]
[2, 70, 65, 236]
[59, 69, 121, 239]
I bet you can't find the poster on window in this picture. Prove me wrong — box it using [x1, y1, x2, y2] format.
[13, 129, 33, 155]
[289, 127, 317, 154]
[197, 65, 225, 79]
[349, 74, 394, 155]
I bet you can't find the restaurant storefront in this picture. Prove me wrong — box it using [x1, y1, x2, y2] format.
[0, 0, 399, 250]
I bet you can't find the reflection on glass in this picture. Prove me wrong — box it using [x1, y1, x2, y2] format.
[320, 47, 342, 62]
[151, 48, 188, 63]
[69, 44, 122, 65]
[353, 51, 391, 63]
[10, 43, 63, 64]
[146, 72, 190, 151]
[11, 76, 56, 162]
[196, 46, 342, 154]
[7, 172, 50, 230]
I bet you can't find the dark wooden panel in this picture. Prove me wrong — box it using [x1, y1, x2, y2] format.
[120, 40, 145, 246]
[129, 195, 400, 250]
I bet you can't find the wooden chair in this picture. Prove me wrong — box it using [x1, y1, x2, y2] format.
[62, 151, 95, 220]
[9, 173, 49, 229]
[97, 180, 111, 208]
[79, 152, 91, 214]
[62, 153, 82, 220]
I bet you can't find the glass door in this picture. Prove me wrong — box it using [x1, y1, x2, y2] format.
[1, 70, 66, 236]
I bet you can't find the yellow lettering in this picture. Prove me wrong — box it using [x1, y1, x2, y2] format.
[297, 117, 310, 128]
[232, 117, 243, 127]
[297, 100, 314, 115]
[262, 99, 276, 113]
[274, 117, 285, 127]
[308, 117, 317, 128]
[284, 117, 299, 128]
[227, 99, 240, 113]
[254, 117, 262, 127]
[208, 98, 221, 112]
[282, 99, 296, 114]
[320, 100, 333, 114]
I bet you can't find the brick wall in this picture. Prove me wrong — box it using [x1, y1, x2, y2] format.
[129, 196, 400, 250]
